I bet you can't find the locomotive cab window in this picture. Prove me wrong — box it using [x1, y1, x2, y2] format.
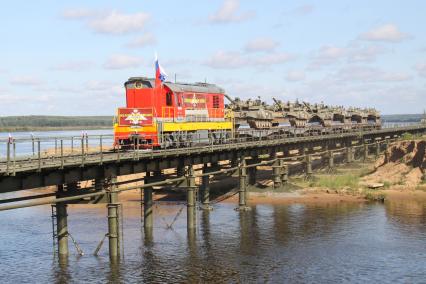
[213, 95, 219, 108]
[166, 92, 173, 106]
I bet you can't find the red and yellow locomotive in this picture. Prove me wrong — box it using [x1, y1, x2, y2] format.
[113, 77, 233, 148]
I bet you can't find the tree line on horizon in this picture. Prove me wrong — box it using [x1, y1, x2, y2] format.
[0, 116, 113, 131]
[381, 114, 423, 123]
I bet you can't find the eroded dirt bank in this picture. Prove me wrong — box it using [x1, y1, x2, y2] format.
[362, 139, 425, 189]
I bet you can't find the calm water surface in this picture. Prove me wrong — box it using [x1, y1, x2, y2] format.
[0, 197, 425, 283]
[0, 129, 113, 158]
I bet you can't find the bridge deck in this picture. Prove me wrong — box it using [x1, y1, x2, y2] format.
[0, 125, 424, 176]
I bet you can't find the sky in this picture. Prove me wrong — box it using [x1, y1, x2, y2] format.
[0, 0, 425, 115]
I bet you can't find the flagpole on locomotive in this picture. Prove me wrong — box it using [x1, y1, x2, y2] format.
[154, 53, 168, 147]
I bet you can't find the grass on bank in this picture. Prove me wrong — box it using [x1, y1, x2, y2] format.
[309, 174, 359, 190]
[290, 162, 388, 201]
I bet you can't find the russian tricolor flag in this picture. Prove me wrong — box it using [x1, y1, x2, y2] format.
[155, 53, 167, 86]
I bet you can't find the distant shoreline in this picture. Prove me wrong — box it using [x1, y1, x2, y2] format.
[0, 126, 112, 133]
[0, 115, 113, 133]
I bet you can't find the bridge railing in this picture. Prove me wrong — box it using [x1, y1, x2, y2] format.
[0, 126, 374, 160]
[0, 134, 114, 161]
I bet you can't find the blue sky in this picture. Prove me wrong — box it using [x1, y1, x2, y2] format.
[0, 0, 425, 115]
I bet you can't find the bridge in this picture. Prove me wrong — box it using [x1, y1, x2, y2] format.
[0, 124, 425, 261]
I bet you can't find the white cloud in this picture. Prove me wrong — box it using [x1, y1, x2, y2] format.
[84, 80, 122, 94]
[225, 82, 284, 101]
[209, 0, 255, 24]
[310, 45, 346, 67]
[335, 66, 411, 83]
[283, 75, 426, 114]
[32, 85, 79, 93]
[51, 60, 94, 71]
[294, 4, 315, 15]
[244, 37, 279, 52]
[286, 70, 306, 82]
[62, 8, 93, 19]
[62, 9, 150, 35]
[204, 50, 292, 69]
[310, 44, 386, 68]
[416, 63, 426, 77]
[0, 94, 20, 104]
[205, 51, 248, 69]
[347, 45, 385, 63]
[162, 58, 196, 67]
[317, 46, 346, 59]
[89, 11, 149, 34]
[126, 33, 157, 48]
[103, 54, 144, 69]
[9, 76, 43, 86]
[359, 24, 410, 43]
[252, 52, 292, 66]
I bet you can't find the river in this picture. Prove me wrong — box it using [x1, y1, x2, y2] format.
[0, 195, 425, 283]
[0, 129, 113, 158]
[0, 127, 425, 283]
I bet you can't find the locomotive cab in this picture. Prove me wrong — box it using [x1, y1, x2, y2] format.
[113, 77, 233, 148]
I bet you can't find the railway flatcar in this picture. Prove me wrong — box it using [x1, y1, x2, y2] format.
[113, 77, 233, 148]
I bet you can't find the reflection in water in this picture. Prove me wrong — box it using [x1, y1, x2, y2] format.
[108, 258, 121, 283]
[1, 198, 426, 283]
[52, 255, 70, 283]
[386, 198, 426, 226]
[143, 226, 153, 247]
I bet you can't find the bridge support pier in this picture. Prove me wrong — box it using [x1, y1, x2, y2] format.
[273, 156, 282, 189]
[210, 161, 219, 171]
[94, 178, 104, 191]
[107, 181, 120, 260]
[237, 158, 250, 211]
[328, 150, 334, 170]
[56, 202, 69, 257]
[247, 164, 257, 186]
[305, 154, 313, 179]
[384, 147, 389, 162]
[346, 147, 352, 163]
[176, 159, 185, 187]
[300, 146, 306, 156]
[66, 181, 80, 192]
[363, 144, 369, 161]
[187, 165, 197, 230]
[143, 175, 153, 230]
[55, 184, 69, 257]
[200, 164, 212, 210]
[281, 162, 288, 184]
[375, 142, 381, 158]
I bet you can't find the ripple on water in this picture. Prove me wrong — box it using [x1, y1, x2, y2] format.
[0, 199, 425, 283]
